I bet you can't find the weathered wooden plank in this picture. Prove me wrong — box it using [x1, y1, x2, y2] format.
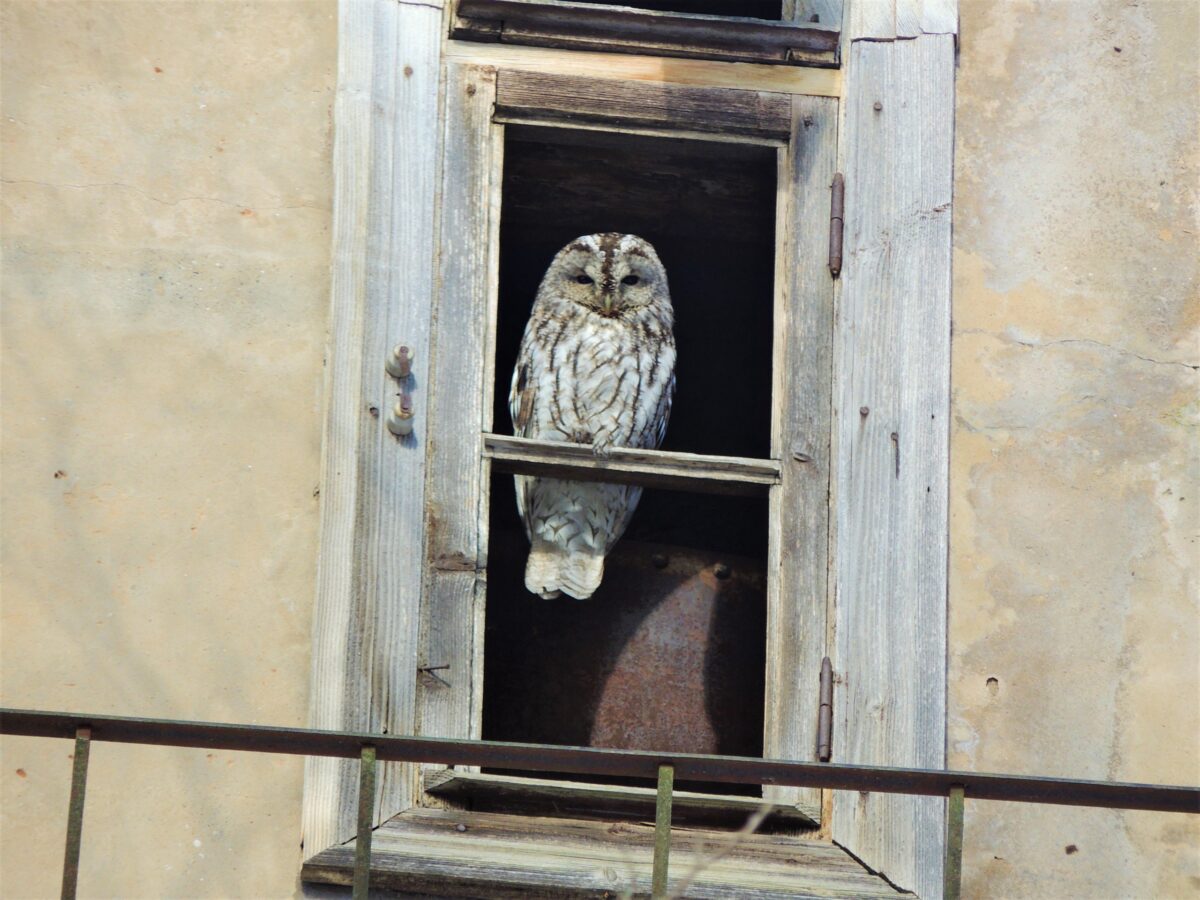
[455, 0, 840, 68]
[306, 0, 443, 855]
[444, 41, 843, 98]
[360, 0, 443, 829]
[894, 0, 922, 39]
[484, 434, 780, 496]
[302, 0, 375, 861]
[495, 69, 793, 140]
[424, 770, 819, 829]
[303, 809, 903, 898]
[919, 0, 958, 35]
[418, 64, 501, 751]
[832, 34, 954, 900]
[896, 0, 958, 36]
[762, 95, 838, 819]
[845, 0, 895, 41]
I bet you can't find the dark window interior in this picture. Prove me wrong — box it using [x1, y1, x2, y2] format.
[482, 125, 777, 793]
[491, 125, 777, 461]
[570, 0, 783, 19]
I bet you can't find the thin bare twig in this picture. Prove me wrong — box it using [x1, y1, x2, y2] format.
[666, 801, 775, 898]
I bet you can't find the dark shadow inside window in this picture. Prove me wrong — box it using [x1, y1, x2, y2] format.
[481, 125, 777, 794]
[491, 124, 777, 461]
[570, 0, 783, 20]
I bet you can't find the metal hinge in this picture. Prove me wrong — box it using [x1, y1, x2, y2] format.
[817, 656, 833, 761]
[828, 173, 844, 279]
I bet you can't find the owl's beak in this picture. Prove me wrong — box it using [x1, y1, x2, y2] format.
[601, 292, 615, 313]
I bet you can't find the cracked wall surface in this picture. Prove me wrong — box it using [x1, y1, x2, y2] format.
[951, 1, 1199, 897]
[2, 1, 1197, 898]
[0, 2, 336, 897]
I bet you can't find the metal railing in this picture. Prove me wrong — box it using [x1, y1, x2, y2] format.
[2, 708, 1196, 900]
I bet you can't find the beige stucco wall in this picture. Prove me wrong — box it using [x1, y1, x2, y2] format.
[1, 1, 1196, 898]
[950, 0, 1199, 897]
[1, 1, 335, 897]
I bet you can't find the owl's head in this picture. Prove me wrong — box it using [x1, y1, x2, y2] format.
[542, 233, 670, 318]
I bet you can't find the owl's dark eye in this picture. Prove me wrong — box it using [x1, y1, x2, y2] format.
[575, 274, 593, 285]
[622, 275, 640, 286]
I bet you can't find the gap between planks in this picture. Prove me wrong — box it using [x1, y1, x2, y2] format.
[424, 769, 820, 829]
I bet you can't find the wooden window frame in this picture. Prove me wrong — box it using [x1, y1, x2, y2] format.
[303, 0, 956, 896]
[451, 0, 843, 68]
[412, 59, 836, 826]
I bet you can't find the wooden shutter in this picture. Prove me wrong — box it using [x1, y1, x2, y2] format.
[832, 33, 956, 900]
[765, 94, 838, 816]
[303, 0, 443, 856]
[418, 62, 503, 751]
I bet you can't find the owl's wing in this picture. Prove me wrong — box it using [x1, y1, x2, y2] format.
[509, 362, 536, 439]
[627, 342, 676, 451]
[649, 371, 676, 449]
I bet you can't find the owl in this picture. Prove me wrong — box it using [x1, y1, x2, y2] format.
[509, 233, 676, 600]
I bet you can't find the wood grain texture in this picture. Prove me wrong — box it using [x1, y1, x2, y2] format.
[302, 0, 373, 859]
[485, 434, 779, 496]
[894, 0, 959, 36]
[424, 770, 819, 829]
[444, 41, 843, 97]
[845, 0, 895, 41]
[762, 96, 838, 818]
[495, 69, 793, 140]
[303, 808, 903, 898]
[304, 0, 443, 855]
[918, 0, 958, 35]
[832, 34, 955, 900]
[788, 0, 844, 31]
[894, 0, 922, 39]
[417, 64, 501, 751]
[453, 0, 840, 67]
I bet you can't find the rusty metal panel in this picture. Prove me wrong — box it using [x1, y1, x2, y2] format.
[482, 536, 766, 773]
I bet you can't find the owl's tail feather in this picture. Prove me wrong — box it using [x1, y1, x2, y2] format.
[525, 540, 604, 600]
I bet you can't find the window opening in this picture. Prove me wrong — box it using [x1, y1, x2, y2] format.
[569, 0, 783, 19]
[480, 124, 777, 796]
[493, 125, 776, 459]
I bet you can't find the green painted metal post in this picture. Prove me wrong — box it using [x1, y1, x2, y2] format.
[651, 763, 675, 899]
[944, 784, 965, 900]
[61, 726, 91, 900]
[352, 745, 377, 900]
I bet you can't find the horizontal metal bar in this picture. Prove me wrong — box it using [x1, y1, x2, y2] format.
[484, 433, 780, 497]
[456, 0, 840, 56]
[3, 708, 1196, 814]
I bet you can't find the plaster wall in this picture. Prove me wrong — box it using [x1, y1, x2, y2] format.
[1, 2, 335, 897]
[950, 1, 1199, 897]
[1, 0, 1197, 899]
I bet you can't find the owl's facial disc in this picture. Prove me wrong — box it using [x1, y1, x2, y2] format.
[550, 234, 665, 318]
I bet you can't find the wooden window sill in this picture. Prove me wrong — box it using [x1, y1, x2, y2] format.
[424, 770, 821, 830]
[301, 808, 904, 898]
